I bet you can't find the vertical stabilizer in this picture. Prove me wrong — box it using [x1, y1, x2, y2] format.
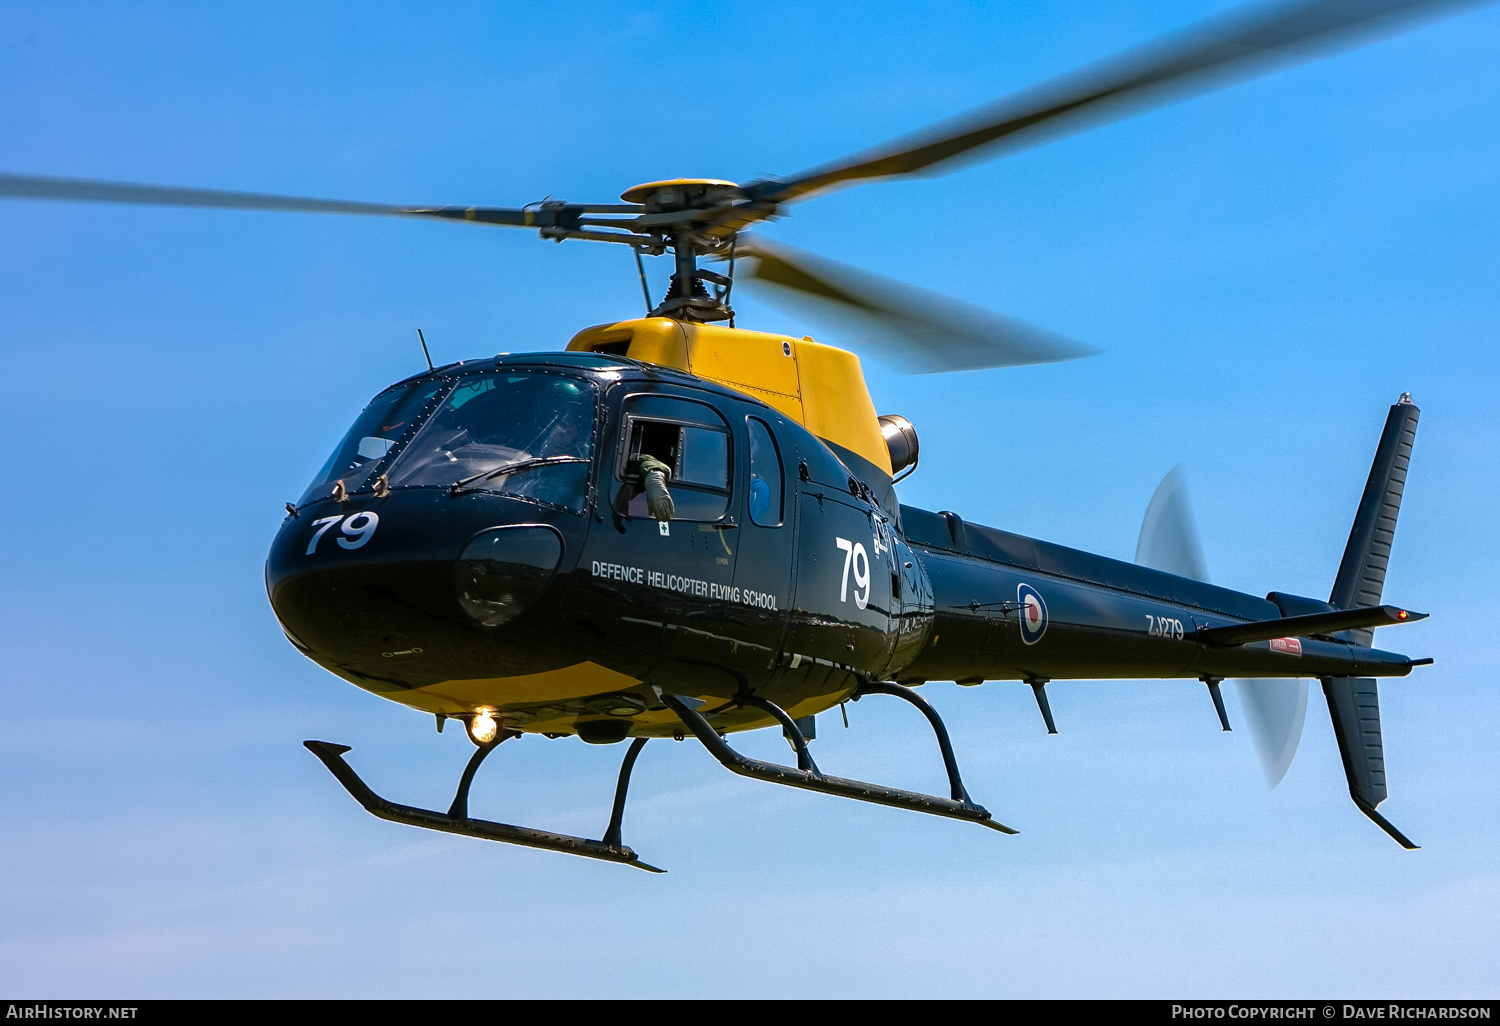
[1330, 394, 1420, 642]
[1323, 394, 1421, 849]
[1321, 676, 1416, 848]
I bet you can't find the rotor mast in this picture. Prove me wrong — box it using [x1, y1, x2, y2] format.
[618, 179, 758, 324]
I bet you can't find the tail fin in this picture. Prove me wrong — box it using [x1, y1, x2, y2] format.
[1321, 676, 1417, 848]
[1330, 393, 1420, 640]
[1323, 393, 1421, 849]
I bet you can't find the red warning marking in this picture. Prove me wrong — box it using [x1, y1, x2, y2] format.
[1269, 637, 1303, 656]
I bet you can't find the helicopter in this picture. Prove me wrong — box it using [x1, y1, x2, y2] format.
[1, 0, 1471, 873]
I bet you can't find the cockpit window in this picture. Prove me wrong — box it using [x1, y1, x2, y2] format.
[385, 371, 598, 511]
[616, 394, 732, 522]
[299, 379, 447, 505]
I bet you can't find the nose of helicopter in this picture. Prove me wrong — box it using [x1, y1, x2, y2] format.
[453, 525, 565, 627]
[265, 493, 575, 683]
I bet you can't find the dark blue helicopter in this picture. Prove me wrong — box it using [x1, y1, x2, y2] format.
[266, 315, 1424, 872]
[1, 0, 1456, 870]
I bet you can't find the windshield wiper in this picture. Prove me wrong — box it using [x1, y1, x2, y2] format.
[448, 455, 588, 498]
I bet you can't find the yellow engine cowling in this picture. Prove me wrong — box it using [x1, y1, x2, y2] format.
[565, 318, 893, 476]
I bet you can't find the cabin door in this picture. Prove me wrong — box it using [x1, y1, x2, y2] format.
[725, 407, 797, 677]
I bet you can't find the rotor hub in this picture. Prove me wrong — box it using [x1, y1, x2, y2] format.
[620, 178, 740, 214]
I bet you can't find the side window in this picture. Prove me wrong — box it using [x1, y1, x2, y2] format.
[746, 417, 784, 527]
[679, 427, 729, 489]
[617, 394, 732, 522]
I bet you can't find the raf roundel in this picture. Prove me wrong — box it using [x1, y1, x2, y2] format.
[1018, 583, 1048, 646]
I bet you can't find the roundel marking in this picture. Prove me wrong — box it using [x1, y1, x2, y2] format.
[1018, 583, 1048, 645]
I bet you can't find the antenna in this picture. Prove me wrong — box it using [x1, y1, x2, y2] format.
[416, 328, 434, 372]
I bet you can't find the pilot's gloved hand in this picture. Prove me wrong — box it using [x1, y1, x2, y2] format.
[632, 455, 675, 522]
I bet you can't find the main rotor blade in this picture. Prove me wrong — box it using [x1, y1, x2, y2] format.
[0, 173, 542, 226]
[749, 0, 1485, 204]
[733, 235, 1096, 374]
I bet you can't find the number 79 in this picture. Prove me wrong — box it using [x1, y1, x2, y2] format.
[306, 512, 380, 555]
[835, 536, 871, 610]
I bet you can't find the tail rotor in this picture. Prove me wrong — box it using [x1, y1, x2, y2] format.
[1235, 678, 1309, 787]
[1135, 465, 1310, 788]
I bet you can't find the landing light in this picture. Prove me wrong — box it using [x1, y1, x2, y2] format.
[470, 709, 499, 744]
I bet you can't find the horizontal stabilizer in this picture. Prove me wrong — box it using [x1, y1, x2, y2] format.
[1195, 604, 1424, 647]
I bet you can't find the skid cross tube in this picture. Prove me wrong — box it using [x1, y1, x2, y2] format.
[740, 694, 818, 772]
[304, 740, 665, 873]
[602, 737, 648, 848]
[660, 694, 1015, 834]
[447, 730, 515, 819]
[852, 681, 974, 802]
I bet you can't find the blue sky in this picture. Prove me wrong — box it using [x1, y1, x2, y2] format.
[2, 1, 1498, 998]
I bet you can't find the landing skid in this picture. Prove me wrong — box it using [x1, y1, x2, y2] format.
[661, 685, 1016, 835]
[304, 737, 665, 873]
[305, 682, 1011, 871]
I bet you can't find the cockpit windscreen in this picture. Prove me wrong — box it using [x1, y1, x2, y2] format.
[385, 371, 598, 510]
[298, 378, 445, 505]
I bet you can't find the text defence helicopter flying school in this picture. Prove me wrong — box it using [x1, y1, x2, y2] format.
[3, 0, 1474, 871]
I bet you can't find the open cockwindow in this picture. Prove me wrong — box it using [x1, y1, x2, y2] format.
[616, 394, 731, 522]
